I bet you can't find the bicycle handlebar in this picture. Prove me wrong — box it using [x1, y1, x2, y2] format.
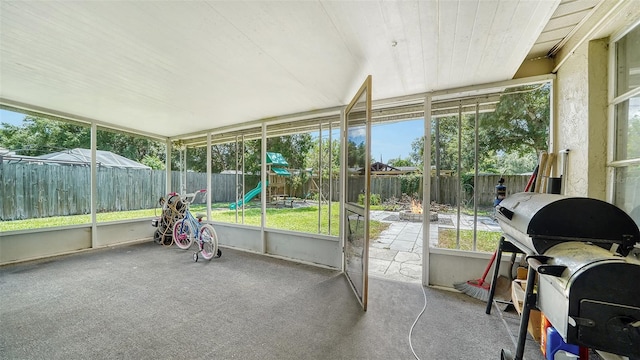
[179, 190, 208, 205]
[166, 190, 206, 198]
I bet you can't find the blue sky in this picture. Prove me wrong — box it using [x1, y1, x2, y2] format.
[342, 118, 424, 163]
[0, 109, 424, 162]
[372, 119, 424, 162]
[0, 109, 25, 126]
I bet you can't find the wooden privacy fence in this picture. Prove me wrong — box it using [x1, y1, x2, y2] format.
[303, 177, 405, 203]
[170, 172, 259, 204]
[1, 162, 529, 221]
[1, 163, 92, 221]
[432, 174, 531, 207]
[0, 163, 260, 221]
[315, 174, 530, 208]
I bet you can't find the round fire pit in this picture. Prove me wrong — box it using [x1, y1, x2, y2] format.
[399, 210, 438, 222]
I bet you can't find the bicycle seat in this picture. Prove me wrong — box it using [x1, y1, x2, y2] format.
[195, 213, 206, 220]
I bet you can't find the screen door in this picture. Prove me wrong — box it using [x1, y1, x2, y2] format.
[342, 76, 371, 311]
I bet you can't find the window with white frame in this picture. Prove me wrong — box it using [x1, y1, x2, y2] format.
[611, 22, 640, 227]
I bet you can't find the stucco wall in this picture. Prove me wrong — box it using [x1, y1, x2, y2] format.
[556, 42, 589, 196]
[586, 39, 609, 200]
[555, 38, 608, 199]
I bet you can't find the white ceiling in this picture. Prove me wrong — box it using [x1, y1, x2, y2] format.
[0, 1, 563, 138]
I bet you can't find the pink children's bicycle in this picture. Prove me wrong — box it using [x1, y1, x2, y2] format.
[172, 190, 222, 262]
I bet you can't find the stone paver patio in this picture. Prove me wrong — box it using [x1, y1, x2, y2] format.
[368, 210, 501, 284]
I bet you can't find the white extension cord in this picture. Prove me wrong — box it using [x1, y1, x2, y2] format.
[409, 284, 428, 360]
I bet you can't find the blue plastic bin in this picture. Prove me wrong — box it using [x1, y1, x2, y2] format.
[546, 326, 580, 360]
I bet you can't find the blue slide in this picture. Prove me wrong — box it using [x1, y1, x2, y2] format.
[229, 181, 267, 209]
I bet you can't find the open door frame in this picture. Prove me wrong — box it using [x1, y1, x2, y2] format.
[341, 75, 372, 311]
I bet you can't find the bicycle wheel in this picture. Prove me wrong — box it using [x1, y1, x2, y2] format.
[172, 219, 194, 249]
[199, 224, 219, 260]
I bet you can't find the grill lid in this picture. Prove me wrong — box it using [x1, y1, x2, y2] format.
[496, 192, 639, 255]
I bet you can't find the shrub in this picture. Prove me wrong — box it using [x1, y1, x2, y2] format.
[400, 174, 421, 195]
[358, 193, 381, 206]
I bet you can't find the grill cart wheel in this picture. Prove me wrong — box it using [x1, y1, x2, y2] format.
[500, 349, 514, 360]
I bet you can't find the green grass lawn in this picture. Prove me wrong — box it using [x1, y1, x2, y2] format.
[2, 202, 501, 253]
[437, 228, 500, 252]
[2, 202, 503, 252]
[0, 203, 389, 239]
[208, 203, 389, 239]
[0, 209, 161, 232]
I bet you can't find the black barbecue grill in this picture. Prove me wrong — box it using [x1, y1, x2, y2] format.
[484, 192, 640, 360]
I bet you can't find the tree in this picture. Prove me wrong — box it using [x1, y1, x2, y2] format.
[97, 127, 165, 164]
[410, 136, 425, 167]
[305, 136, 340, 178]
[496, 151, 538, 174]
[266, 134, 313, 171]
[346, 139, 366, 168]
[0, 115, 167, 165]
[409, 116, 460, 171]
[140, 155, 165, 170]
[173, 134, 314, 175]
[388, 157, 413, 167]
[478, 84, 550, 156]
[210, 142, 243, 173]
[0, 116, 89, 156]
[171, 141, 247, 173]
[409, 84, 549, 175]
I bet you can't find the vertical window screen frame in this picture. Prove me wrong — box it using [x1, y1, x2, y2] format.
[608, 21, 640, 226]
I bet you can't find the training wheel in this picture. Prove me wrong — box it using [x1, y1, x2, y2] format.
[193, 252, 198, 262]
[217, 249, 222, 258]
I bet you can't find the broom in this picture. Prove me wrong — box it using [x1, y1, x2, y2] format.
[453, 251, 496, 302]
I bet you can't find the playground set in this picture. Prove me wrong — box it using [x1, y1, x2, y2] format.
[229, 151, 306, 209]
[229, 152, 328, 210]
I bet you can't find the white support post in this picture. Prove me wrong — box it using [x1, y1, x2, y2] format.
[435, 118, 440, 203]
[473, 101, 479, 251]
[181, 147, 187, 196]
[261, 123, 267, 254]
[235, 136, 239, 223]
[456, 102, 462, 249]
[422, 94, 432, 287]
[339, 108, 346, 271]
[91, 123, 97, 248]
[241, 135, 246, 224]
[328, 121, 333, 235]
[206, 133, 212, 221]
[166, 140, 172, 194]
[318, 122, 322, 234]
